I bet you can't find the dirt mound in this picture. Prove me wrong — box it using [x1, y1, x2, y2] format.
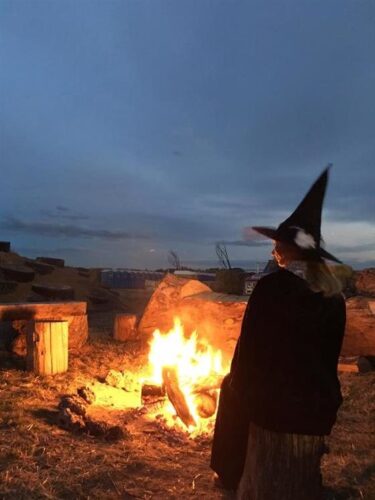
[0, 251, 123, 312]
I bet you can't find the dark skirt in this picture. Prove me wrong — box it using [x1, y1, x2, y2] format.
[210, 375, 250, 490]
[211, 376, 326, 499]
[237, 422, 325, 500]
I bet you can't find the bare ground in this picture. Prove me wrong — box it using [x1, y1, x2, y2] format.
[0, 310, 374, 499]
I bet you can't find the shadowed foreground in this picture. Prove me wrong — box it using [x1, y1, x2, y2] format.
[0, 313, 374, 499]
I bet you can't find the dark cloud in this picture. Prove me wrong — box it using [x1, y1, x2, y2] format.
[15, 245, 88, 258]
[40, 208, 90, 221]
[1, 216, 150, 241]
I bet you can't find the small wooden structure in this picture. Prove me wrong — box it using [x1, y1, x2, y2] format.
[27, 320, 68, 375]
[0, 301, 88, 352]
[113, 314, 137, 341]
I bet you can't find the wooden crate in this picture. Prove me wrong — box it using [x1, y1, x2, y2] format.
[27, 320, 68, 375]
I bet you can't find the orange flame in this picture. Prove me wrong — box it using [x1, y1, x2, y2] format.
[147, 317, 227, 434]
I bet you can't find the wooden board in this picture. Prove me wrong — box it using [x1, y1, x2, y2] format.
[0, 301, 86, 321]
[27, 320, 68, 375]
[162, 366, 196, 428]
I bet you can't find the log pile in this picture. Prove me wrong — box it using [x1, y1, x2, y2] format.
[139, 273, 375, 361]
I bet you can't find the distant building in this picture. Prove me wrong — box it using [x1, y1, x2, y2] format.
[100, 269, 165, 289]
[174, 270, 216, 282]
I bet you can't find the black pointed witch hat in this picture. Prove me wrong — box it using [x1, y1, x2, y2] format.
[252, 165, 342, 263]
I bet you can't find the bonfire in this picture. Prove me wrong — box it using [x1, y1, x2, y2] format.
[142, 317, 227, 436]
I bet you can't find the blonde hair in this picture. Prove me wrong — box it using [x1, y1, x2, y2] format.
[305, 261, 343, 297]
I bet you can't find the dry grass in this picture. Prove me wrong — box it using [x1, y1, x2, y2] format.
[0, 311, 374, 499]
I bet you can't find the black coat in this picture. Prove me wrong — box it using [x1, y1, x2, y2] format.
[211, 269, 346, 488]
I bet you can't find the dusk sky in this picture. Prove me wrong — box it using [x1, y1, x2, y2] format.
[1, 0, 374, 269]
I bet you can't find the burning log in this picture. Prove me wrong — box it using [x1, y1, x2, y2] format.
[194, 391, 218, 418]
[141, 383, 165, 399]
[141, 383, 166, 413]
[162, 366, 196, 428]
[191, 375, 225, 395]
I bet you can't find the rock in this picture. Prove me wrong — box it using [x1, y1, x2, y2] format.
[354, 269, 375, 297]
[58, 395, 88, 416]
[104, 370, 139, 392]
[105, 369, 124, 389]
[342, 296, 375, 356]
[77, 386, 96, 404]
[138, 273, 211, 337]
[113, 314, 138, 341]
[85, 418, 125, 441]
[122, 373, 140, 392]
[58, 407, 86, 432]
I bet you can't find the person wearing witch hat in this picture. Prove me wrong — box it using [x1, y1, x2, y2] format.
[210, 166, 346, 500]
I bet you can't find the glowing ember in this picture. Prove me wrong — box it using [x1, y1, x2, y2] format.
[146, 317, 227, 434]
